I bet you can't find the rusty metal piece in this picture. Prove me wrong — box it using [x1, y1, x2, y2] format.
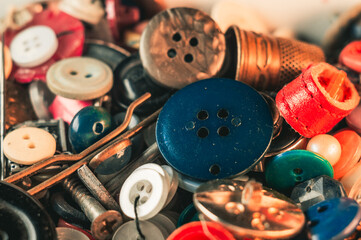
[4, 93, 154, 196]
[226, 26, 325, 91]
[63, 177, 122, 240]
[89, 138, 132, 173]
[77, 165, 121, 212]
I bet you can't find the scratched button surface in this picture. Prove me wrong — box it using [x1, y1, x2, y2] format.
[156, 78, 273, 180]
[139, 8, 226, 89]
[4, 127, 56, 165]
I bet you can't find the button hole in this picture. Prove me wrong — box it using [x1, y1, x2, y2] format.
[317, 205, 328, 213]
[293, 168, 303, 175]
[70, 71, 77, 75]
[308, 219, 319, 228]
[217, 109, 229, 119]
[24, 48, 30, 52]
[28, 143, 35, 149]
[85, 74, 92, 78]
[146, 185, 152, 193]
[184, 54, 193, 63]
[22, 134, 30, 140]
[197, 127, 209, 138]
[189, 37, 198, 46]
[210, 164, 221, 175]
[140, 196, 148, 204]
[197, 110, 209, 120]
[93, 122, 104, 134]
[172, 32, 182, 42]
[167, 49, 177, 58]
[217, 126, 230, 137]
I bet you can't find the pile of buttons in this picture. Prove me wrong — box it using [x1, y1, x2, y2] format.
[2, 1, 361, 239]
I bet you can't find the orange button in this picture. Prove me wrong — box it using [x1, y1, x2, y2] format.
[332, 129, 361, 179]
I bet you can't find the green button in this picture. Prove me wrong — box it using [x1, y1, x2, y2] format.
[265, 150, 334, 193]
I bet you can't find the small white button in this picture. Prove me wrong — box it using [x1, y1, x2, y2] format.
[119, 168, 169, 220]
[46, 57, 113, 100]
[112, 221, 164, 240]
[10, 25, 58, 68]
[4, 127, 56, 165]
[59, 0, 105, 25]
[211, 0, 269, 34]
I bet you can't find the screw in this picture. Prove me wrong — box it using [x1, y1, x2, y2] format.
[63, 177, 123, 240]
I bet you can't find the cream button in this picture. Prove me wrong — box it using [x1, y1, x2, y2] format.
[59, 0, 105, 25]
[119, 168, 169, 220]
[139, 8, 226, 89]
[4, 127, 56, 165]
[10, 25, 58, 68]
[46, 57, 113, 100]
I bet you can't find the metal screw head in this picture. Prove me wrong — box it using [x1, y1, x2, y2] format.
[91, 210, 123, 240]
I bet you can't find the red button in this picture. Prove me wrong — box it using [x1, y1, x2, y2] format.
[339, 41, 361, 73]
[5, 9, 84, 83]
[167, 221, 235, 240]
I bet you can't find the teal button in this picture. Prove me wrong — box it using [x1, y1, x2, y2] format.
[265, 150, 334, 193]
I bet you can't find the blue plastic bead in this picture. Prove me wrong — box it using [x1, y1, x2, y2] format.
[156, 78, 273, 180]
[69, 106, 112, 153]
[306, 198, 361, 240]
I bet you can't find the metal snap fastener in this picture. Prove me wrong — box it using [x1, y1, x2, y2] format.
[139, 8, 226, 89]
[156, 78, 273, 180]
[10, 25, 58, 68]
[47, 57, 113, 100]
[4, 127, 56, 165]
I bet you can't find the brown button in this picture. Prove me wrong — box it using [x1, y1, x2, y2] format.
[140, 8, 226, 89]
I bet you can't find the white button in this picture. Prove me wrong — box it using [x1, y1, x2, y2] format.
[210, 0, 269, 34]
[10, 25, 58, 68]
[119, 168, 169, 220]
[4, 127, 56, 165]
[46, 57, 113, 100]
[148, 213, 176, 237]
[59, 0, 105, 25]
[112, 221, 164, 240]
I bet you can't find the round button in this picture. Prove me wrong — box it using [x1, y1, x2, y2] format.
[139, 8, 226, 89]
[346, 102, 361, 134]
[4, 127, 56, 165]
[60, 0, 105, 25]
[10, 25, 58, 68]
[47, 57, 113, 100]
[112, 220, 164, 240]
[306, 134, 342, 166]
[156, 78, 273, 180]
[211, 0, 269, 33]
[168, 221, 235, 240]
[306, 198, 361, 240]
[119, 168, 169, 220]
[332, 129, 361, 179]
[341, 162, 361, 194]
[339, 40, 361, 73]
[265, 150, 334, 193]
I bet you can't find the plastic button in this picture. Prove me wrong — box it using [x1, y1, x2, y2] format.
[10, 25, 58, 68]
[59, 0, 105, 25]
[156, 78, 273, 180]
[167, 221, 235, 240]
[112, 220, 164, 240]
[139, 8, 226, 89]
[332, 129, 361, 179]
[47, 57, 113, 100]
[306, 198, 361, 240]
[69, 106, 112, 153]
[119, 168, 169, 220]
[265, 150, 334, 193]
[339, 40, 361, 72]
[306, 134, 342, 166]
[4, 127, 56, 165]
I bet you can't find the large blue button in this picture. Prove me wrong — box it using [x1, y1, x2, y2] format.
[306, 198, 361, 240]
[156, 78, 273, 180]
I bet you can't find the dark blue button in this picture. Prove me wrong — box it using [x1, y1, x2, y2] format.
[156, 78, 273, 180]
[306, 198, 361, 240]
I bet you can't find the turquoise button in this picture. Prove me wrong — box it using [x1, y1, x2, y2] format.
[69, 106, 112, 153]
[265, 150, 334, 193]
